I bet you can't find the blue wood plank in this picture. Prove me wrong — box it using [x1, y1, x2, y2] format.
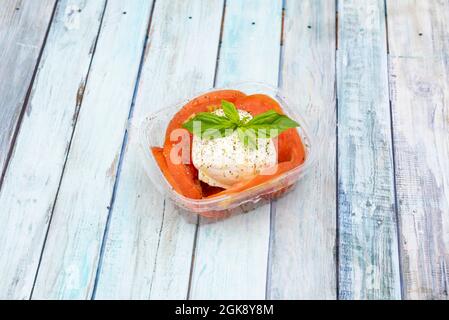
[337, 0, 401, 299]
[31, 0, 154, 299]
[268, 0, 337, 299]
[189, 0, 283, 299]
[0, 0, 106, 299]
[93, 0, 224, 299]
[386, 0, 449, 299]
[0, 0, 56, 181]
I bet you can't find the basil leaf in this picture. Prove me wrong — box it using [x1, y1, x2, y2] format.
[194, 112, 229, 124]
[246, 125, 280, 138]
[244, 111, 299, 138]
[272, 115, 300, 130]
[182, 99, 299, 143]
[244, 110, 279, 126]
[245, 124, 293, 138]
[237, 127, 258, 149]
[202, 125, 236, 139]
[182, 118, 195, 133]
[183, 113, 235, 138]
[240, 116, 251, 124]
[221, 100, 240, 124]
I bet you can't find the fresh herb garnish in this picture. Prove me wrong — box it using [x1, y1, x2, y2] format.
[182, 100, 299, 147]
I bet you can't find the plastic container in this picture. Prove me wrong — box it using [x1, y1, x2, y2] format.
[138, 82, 315, 219]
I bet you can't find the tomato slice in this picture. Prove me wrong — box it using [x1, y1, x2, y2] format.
[205, 134, 305, 198]
[164, 90, 247, 147]
[162, 143, 202, 199]
[152, 91, 306, 200]
[151, 147, 180, 193]
[161, 90, 246, 199]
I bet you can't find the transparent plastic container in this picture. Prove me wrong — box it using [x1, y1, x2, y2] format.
[138, 82, 315, 219]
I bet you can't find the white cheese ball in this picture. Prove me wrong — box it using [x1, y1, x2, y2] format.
[191, 109, 277, 189]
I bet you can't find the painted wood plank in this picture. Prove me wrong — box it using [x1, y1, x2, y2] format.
[31, 0, 154, 299]
[94, 0, 224, 299]
[267, 0, 337, 299]
[189, 0, 283, 300]
[337, 0, 401, 299]
[386, 0, 449, 300]
[0, 0, 106, 299]
[0, 0, 56, 179]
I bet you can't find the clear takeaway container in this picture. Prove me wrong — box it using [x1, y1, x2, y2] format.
[138, 82, 315, 220]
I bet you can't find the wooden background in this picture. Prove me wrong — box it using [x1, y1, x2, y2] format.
[0, 0, 448, 300]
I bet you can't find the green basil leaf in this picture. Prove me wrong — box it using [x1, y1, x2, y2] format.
[236, 127, 247, 147]
[243, 111, 299, 138]
[245, 124, 291, 139]
[237, 127, 258, 149]
[182, 117, 196, 133]
[248, 126, 279, 138]
[194, 112, 229, 124]
[240, 116, 251, 124]
[272, 115, 300, 130]
[183, 113, 235, 138]
[203, 125, 236, 138]
[244, 110, 279, 126]
[221, 100, 240, 124]
[182, 101, 299, 144]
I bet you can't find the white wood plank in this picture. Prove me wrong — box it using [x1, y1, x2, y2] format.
[94, 0, 224, 299]
[386, 0, 449, 300]
[337, 0, 401, 299]
[31, 0, 154, 299]
[267, 0, 337, 299]
[189, 0, 282, 300]
[0, 0, 56, 178]
[0, 0, 106, 299]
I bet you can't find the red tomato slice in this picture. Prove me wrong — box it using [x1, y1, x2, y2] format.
[161, 90, 246, 199]
[152, 91, 306, 199]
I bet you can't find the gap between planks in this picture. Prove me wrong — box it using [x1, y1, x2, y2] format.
[0, 1, 58, 191]
[265, 0, 285, 299]
[335, 0, 340, 300]
[29, 0, 109, 299]
[91, 0, 158, 299]
[383, 0, 405, 299]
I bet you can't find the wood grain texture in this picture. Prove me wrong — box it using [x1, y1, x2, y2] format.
[0, 0, 106, 299]
[0, 0, 55, 179]
[267, 0, 337, 300]
[188, 0, 282, 300]
[31, 0, 153, 299]
[337, 0, 401, 299]
[386, 0, 449, 300]
[93, 0, 224, 299]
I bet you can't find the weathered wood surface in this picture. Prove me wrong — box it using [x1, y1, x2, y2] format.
[337, 0, 401, 299]
[0, 0, 56, 180]
[31, 0, 154, 299]
[386, 0, 449, 300]
[1, 0, 449, 300]
[189, 0, 283, 300]
[267, 0, 337, 300]
[0, 0, 107, 299]
[94, 0, 224, 299]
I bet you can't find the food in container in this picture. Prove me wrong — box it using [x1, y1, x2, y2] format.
[139, 83, 314, 219]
